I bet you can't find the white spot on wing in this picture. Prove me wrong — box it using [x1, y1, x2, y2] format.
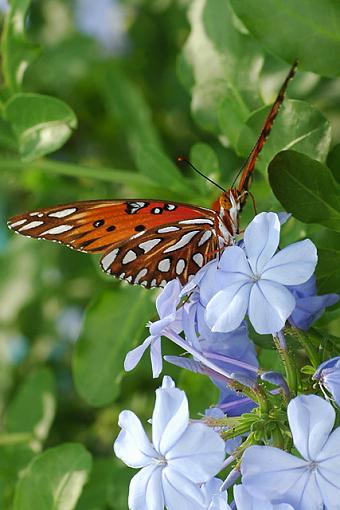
[126, 276, 133, 283]
[41, 225, 73, 235]
[119, 272, 126, 279]
[134, 268, 148, 283]
[176, 259, 186, 275]
[19, 221, 44, 231]
[101, 248, 119, 270]
[198, 230, 212, 246]
[179, 218, 214, 225]
[164, 231, 199, 253]
[139, 238, 161, 253]
[160, 279, 167, 287]
[49, 207, 77, 218]
[193, 253, 204, 267]
[158, 258, 171, 272]
[30, 212, 44, 217]
[122, 250, 137, 264]
[157, 226, 180, 233]
[150, 279, 157, 287]
[10, 219, 27, 228]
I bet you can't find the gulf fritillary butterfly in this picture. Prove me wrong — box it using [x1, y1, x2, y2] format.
[8, 62, 297, 289]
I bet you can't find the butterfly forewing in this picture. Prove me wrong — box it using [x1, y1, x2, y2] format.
[8, 199, 218, 287]
[101, 219, 219, 287]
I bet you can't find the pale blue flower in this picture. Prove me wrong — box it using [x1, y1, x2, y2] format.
[241, 394, 340, 510]
[201, 478, 231, 509]
[202, 212, 317, 334]
[313, 356, 340, 405]
[288, 275, 338, 330]
[124, 280, 182, 377]
[114, 376, 225, 510]
[233, 485, 294, 510]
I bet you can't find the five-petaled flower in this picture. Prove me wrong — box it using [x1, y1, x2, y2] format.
[114, 376, 225, 510]
[241, 394, 340, 510]
[200, 212, 317, 334]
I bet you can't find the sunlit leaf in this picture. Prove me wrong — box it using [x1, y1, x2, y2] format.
[237, 100, 331, 171]
[13, 443, 92, 510]
[73, 287, 155, 406]
[6, 368, 56, 444]
[268, 150, 340, 232]
[1, 0, 39, 93]
[179, 0, 263, 135]
[4, 93, 77, 160]
[230, 0, 340, 77]
[0, 443, 36, 510]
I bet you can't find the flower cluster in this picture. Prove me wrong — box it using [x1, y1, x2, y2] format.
[114, 212, 339, 510]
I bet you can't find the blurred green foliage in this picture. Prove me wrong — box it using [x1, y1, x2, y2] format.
[1, 0, 340, 508]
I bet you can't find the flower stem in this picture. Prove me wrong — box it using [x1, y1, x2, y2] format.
[285, 326, 320, 368]
[272, 331, 298, 396]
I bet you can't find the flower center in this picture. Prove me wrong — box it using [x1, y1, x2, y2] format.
[154, 455, 167, 466]
[308, 460, 319, 472]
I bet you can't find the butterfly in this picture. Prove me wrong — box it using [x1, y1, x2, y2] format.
[8, 62, 297, 289]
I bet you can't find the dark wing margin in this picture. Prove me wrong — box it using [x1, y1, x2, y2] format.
[100, 219, 219, 288]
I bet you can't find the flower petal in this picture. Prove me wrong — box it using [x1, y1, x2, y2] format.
[233, 484, 274, 510]
[124, 336, 153, 372]
[200, 247, 251, 305]
[288, 395, 335, 460]
[128, 464, 164, 510]
[244, 212, 280, 274]
[316, 428, 340, 506]
[248, 281, 295, 334]
[152, 381, 189, 456]
[206, 282, 252, 333]
[241, 446, 316, 510]
[114, 410, 156, 468]
[150, 336, 163, 378]
[162, 466, 206, 510]
[156, 279, 181, 318]
[262, 239, 317, 285]
[289, 293, 339, 330]
[166, 422, 225, 483]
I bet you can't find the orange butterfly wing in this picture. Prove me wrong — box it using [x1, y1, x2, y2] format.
[8, 199, 218, 287]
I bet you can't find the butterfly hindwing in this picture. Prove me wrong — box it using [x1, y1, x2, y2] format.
[101, 219, 218, 287]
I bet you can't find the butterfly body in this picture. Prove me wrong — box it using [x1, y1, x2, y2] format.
[8, 62, 298, 288]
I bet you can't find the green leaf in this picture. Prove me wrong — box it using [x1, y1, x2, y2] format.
[189, 142, 221, 196]
[327, 143, 340, 184]
[13, 443, 92, 510]
[6, 368, 56, 443]
[73, 287, 155, 406]
[317, 247, 340, 294]
[179, 0, 263, 134]
[4, 93, 77, 161]
[268, 150, 340, 232]
[230, 0, 340, 77]
[76, 458, 132, 510]
[1, 0, 39, 93]
[179, 370, 219, 417]
[237, 100, 331, 170]
[0, 443, 36, 510]
[135, 144, 186, 191]
[98, 64, 162, 159]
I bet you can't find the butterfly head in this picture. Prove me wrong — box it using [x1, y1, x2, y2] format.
[211, 189, 241, 239]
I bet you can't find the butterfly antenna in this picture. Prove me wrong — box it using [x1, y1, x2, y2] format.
[231, 59, 298, 191]
[177, 156, 226, 192]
